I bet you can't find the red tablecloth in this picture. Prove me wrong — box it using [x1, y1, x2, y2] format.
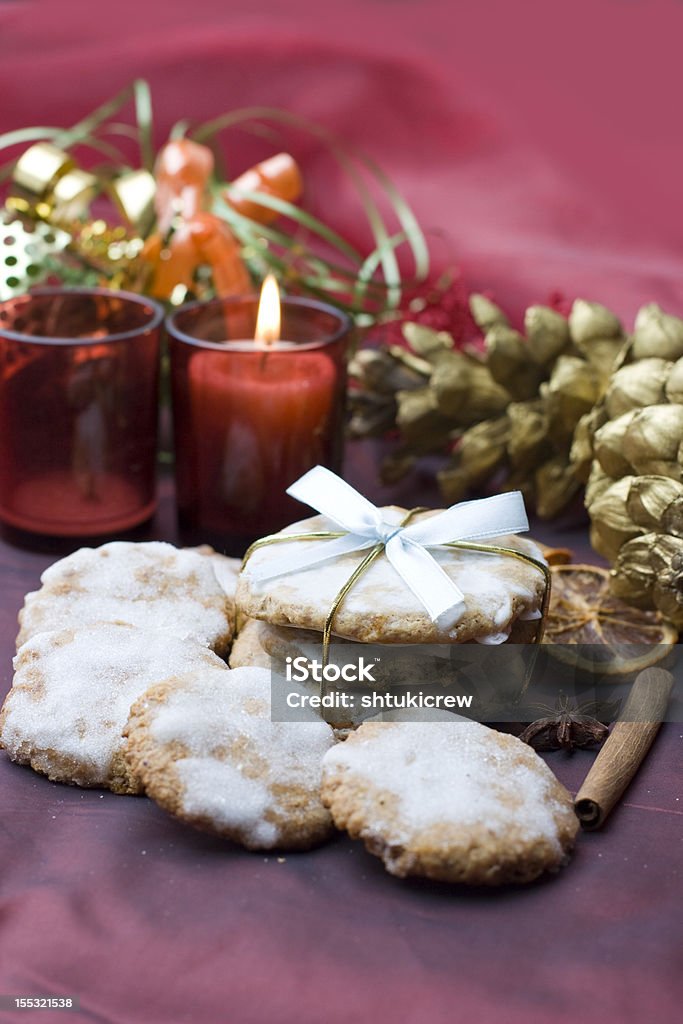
[0, 464, 681, 1024]
[1, 3, 682, 1021]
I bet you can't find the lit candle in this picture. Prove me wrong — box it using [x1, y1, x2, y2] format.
[167, 279, 350, 552]
[255, 273, 281, 345]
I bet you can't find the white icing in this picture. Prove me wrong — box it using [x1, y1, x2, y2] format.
[322, 721, 566, 851]
[20, 541, 230, 649]
[1, 623, 226, 784]
[147, 667, 335, 848]
[177, 757, 278, 847]
[475, 631, 510, 646]
[240, 510, 545, 641]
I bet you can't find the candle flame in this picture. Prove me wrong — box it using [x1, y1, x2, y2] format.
[255, 273, 281, 346]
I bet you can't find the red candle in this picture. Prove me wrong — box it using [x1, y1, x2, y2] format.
[0, 289, 162, 537]
[168, 282, 349, 551]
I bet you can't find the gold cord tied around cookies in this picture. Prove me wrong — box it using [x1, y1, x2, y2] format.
[243, 467, 551, 664]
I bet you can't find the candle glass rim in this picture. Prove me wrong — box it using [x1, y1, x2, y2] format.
[0, 287, 165, 346]
[165, 293, 352, 351]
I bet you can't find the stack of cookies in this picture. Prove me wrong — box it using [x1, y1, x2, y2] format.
[226, 504, 581, 884]
[0, 532, 581, 885]
[1, 541, 240, 794]
[0, 540, 341, 852]
[234, 505, 547, 668]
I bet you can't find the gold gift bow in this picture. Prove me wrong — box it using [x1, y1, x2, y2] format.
[243, 508, 552, 675]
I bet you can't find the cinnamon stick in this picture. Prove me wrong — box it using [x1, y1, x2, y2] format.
[574, 666, 674, 830]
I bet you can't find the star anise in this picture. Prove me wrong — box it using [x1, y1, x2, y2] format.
[518, 695, 620, 751]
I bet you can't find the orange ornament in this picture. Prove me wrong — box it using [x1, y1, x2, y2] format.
[142, 138, 302, 301]
[225, 152, 303, 224]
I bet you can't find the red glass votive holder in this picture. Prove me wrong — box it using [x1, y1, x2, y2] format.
[167, 295, 351, 551]
[0, 288, 162, 537]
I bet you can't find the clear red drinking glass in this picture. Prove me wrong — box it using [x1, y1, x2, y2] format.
[167, 295, 350, 552]
[0, 288, 162, 537]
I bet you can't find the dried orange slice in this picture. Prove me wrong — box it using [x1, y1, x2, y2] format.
[543, 563, 678, 675]
[537, 543, 573, 566]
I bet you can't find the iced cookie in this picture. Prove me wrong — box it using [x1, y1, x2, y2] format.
[17, 541, 234, 654]
[228, 618, 271, 669]
[238, 509, 546, 644]
[252, 621, 370, 664]
[238, 620, 384, 730]
[124, 666, 336, 849]
[321, 720, 578, 884]
[0, 623, 227, 793]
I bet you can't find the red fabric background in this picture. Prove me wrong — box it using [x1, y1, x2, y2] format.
[2, 0, 683, 321]
[0, 3, 682, 1023]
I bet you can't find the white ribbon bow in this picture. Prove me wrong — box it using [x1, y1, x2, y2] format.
[247, 466, 530, 622]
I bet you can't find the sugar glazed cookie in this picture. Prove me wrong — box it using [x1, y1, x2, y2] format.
[16, 541, 234, 654]
[230, 620, 378, 731]
[238, 509, 546, 645]
[0, 623, 227, 793]
[228, 618, 271, 670]
[124, 666, 336, 849]
[321, 721, 578, 884]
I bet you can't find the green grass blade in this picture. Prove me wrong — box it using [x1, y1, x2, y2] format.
[132, 79, 154, 171]
[193, 106, 428, 290]
[53, 82, 137, 150]
[212, 190, 364, 265]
